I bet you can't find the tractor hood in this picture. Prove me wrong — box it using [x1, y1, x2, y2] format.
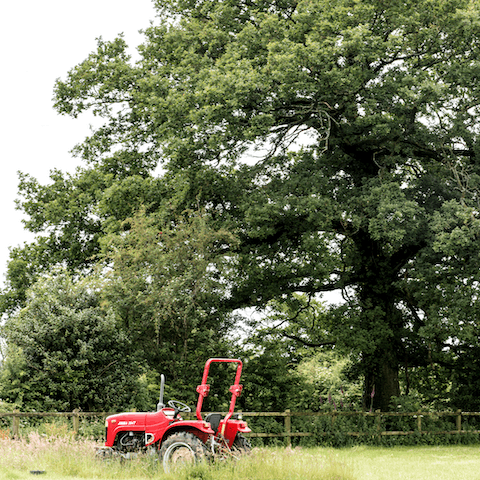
[106, 412, 148, 428]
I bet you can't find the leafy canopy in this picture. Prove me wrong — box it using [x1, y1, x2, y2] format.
[2, 0, 480, 411]
[102, 207, 239, 393]
[0, 269, 144, 411]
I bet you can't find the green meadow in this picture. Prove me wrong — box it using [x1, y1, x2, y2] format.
[2, 434, 480, 480]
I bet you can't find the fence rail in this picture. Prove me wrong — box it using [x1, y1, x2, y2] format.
[0, 410, 113, 438]
[240, 409, 480, 446]
[2, 409, 480, 445]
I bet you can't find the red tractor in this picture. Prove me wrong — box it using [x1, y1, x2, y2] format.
[99, 358, 251, 471]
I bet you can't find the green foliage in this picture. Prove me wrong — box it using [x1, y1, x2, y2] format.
[238, 345, 299, 413]
[0, 269, 145, 411]
[2, 0, 480, 413]
[237, 295, 362, 413]
[102, 207, 239, 400]
[450, 346, 480, 411]
[296, 351, 363, 411]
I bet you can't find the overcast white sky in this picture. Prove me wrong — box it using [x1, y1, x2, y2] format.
[0, 0, 157, 288]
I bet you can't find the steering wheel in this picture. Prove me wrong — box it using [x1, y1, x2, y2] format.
[168, 400, 191, 415]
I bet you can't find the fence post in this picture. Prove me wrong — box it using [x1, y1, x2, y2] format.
[284, 409, 291, 447]
[375, 410, 382, 437]
[72, 409, 80, 436]
[456, 410, 462, 433]
[417, 411, 422, 434]
[11, 410, 20, 439]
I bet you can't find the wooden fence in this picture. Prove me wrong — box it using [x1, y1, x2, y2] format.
[242, 409, 480, 446]
[0, 410, 110, 439]
[2, 409, 480, 445]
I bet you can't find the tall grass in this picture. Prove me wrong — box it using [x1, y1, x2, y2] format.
[1, 434, 480, 480]
[181, 447, 355, 480]
[0, 436, 352, 480]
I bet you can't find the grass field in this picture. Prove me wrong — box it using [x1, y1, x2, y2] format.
[1, 434, 480, 480]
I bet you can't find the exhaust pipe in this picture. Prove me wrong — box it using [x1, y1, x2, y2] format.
[157, 374, 166, 411]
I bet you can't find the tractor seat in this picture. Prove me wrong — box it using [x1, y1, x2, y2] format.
[205, 413, 222, 433]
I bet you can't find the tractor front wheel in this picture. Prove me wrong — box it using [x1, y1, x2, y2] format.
[160, 432, 208, 472]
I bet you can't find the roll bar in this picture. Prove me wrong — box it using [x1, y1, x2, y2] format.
[195, 358, 243, 422]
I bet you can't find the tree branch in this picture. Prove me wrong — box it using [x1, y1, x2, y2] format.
[282, 332, 336, 347]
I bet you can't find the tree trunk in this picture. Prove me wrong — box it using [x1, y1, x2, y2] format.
[353, 230, 403, 411]
[363, 348, 400, 411]
[358, 289, 402, 411]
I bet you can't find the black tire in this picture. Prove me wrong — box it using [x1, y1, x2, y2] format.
[95, 447, 114, 460]
[159, 432, 208, 472]
[232, 434, 252, 455]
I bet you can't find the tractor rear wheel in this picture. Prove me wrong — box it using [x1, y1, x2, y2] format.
[232, 434, 252, 455]
[159, 432, 208, 472]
